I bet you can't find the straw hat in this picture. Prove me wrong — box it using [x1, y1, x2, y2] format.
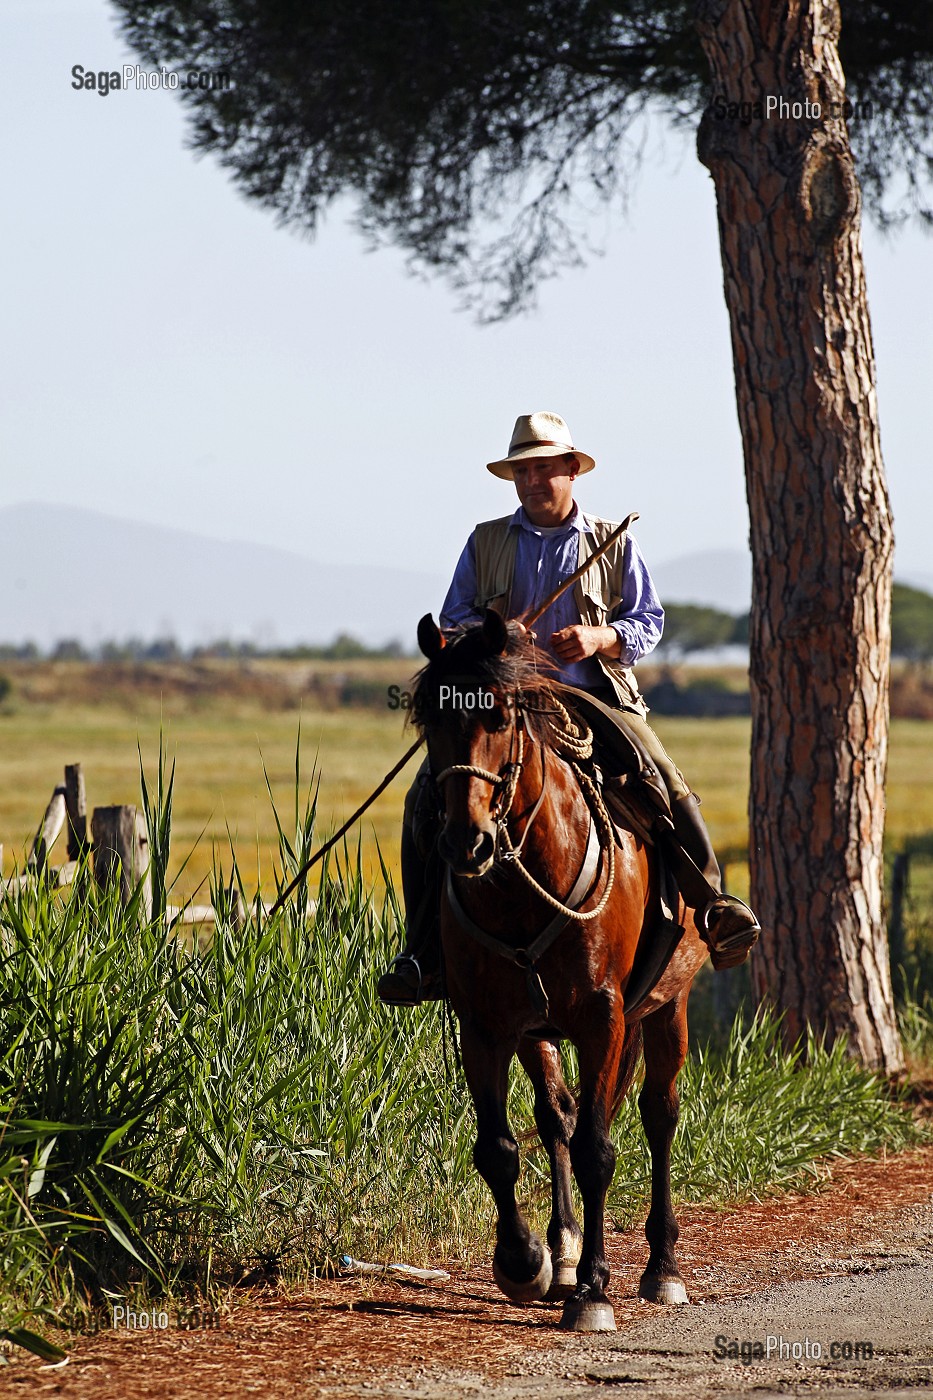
[486, 411, 596, 480]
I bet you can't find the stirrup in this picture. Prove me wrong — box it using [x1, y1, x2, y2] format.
[697, 896, 761, 970]
[377, 954, 425, 1007]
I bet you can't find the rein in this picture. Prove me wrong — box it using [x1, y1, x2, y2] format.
[436, 695, 618, 1018]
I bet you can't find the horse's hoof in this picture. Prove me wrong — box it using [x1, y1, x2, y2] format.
[493, 1246, 553, 1304]
[545, 1259, 578, 1301]
[638, 1272, 689, 1305]
[559, 1295, 617, 1332]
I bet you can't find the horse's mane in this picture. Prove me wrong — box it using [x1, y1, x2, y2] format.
[410, 621, 561, 742]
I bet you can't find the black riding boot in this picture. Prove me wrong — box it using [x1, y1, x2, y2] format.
[376, 824, 444, 1006]
[668, 793, 761, 970]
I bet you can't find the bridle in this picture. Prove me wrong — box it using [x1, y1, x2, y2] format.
[430, 692, 619, 1018]
[433, 702, 546, 863]
[433, 693, 616, 919]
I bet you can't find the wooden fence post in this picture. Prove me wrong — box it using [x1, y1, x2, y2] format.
[91, 806, 152, 920]
[29, 787, 67, 874]
[888, 850, 909, 978]
[64, 764, 89, 861]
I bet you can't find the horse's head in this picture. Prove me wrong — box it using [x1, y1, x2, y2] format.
[412, 611, 551, 877]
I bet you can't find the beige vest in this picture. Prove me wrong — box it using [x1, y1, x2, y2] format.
[471, 513, 648, 716]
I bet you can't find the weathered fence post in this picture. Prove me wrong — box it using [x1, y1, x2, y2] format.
[91, 806, 152, 920]
[64, 763, 89, 861]
[888, 850, 909, 980]
[29, 786, 67, 874]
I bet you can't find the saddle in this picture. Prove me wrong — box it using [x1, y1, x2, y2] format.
[556, 685, 722, 900]
[557, 684, 760, 973]
[555, 685, 671, 829]
[555, 686, 694, 1013]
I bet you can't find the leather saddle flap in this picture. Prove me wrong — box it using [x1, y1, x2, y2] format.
[556, 684, 672, 819]
[554, 685, 685, 1016]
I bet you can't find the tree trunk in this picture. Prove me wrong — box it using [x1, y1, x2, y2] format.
[695, 0, 903, 1071]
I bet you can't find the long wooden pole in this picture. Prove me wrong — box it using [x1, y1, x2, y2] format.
[268, 736, 425, 916]
[522, 510, 639, 627]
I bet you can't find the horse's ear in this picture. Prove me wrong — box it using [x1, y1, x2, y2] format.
[417, 613, 446, 659]
[481, 608, 509, 655]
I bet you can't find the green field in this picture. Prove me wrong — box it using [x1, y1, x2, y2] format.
[1, 661, 931, 904]
[0, 659, 418, 898]
[0, 703, 414, 898]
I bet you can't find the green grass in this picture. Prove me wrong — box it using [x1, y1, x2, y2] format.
[0, 835, 487, 1345]
[607, 1012, 920, 1229]
[896, 974, 933, 1070]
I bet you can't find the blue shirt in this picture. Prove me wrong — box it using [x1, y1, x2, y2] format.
[439, 505, 664, 690]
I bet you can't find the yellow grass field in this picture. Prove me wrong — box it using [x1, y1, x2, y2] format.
[1, 660, 931, 902]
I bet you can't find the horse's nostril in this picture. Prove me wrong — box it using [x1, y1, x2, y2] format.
[473, 830, 495, 866]
[439, 826, 495, 872]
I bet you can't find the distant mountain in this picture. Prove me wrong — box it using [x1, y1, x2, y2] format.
[650, 548, 751, 614]
[0, 504, 447, 650]
[652, 550, 933, 619]
[1, 506, 924, 648]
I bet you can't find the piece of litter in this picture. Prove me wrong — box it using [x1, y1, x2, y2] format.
[339, 1255, 450, 1283]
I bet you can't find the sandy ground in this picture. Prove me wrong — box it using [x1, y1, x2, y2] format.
[2, 1145, 932, 1399]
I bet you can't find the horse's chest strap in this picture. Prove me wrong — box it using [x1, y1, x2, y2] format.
[444, 815, 601, 1018]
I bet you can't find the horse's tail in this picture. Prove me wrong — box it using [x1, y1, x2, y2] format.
[611, 1022, 644, 1118]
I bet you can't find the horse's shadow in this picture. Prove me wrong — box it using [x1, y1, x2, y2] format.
[327, 1292, 556, 1330]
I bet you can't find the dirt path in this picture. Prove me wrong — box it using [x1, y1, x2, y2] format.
[4, 1146, 932, 1399]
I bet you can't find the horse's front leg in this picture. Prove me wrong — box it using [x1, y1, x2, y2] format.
[461, 1025, 553, 1303]
[517, 1036, 582, 1300]
[638, 991, 690, 1305]
[561, 996, 625, 1333]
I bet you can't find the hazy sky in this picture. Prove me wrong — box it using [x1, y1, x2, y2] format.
[2, 0, 931, 593]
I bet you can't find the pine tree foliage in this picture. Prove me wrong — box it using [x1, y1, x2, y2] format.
[112, 2, 933, 317]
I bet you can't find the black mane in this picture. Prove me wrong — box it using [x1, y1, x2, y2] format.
[411, 621, 560, 740]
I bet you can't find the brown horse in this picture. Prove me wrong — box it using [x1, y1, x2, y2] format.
[411, 609, 710, 1332]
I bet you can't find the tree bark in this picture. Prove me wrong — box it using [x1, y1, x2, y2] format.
[695, 0, 903, 1070]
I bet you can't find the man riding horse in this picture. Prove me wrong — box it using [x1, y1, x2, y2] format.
[378, 411, 759, 1005]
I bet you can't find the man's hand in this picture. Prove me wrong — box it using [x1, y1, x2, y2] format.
[550, 624, 622, 663]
